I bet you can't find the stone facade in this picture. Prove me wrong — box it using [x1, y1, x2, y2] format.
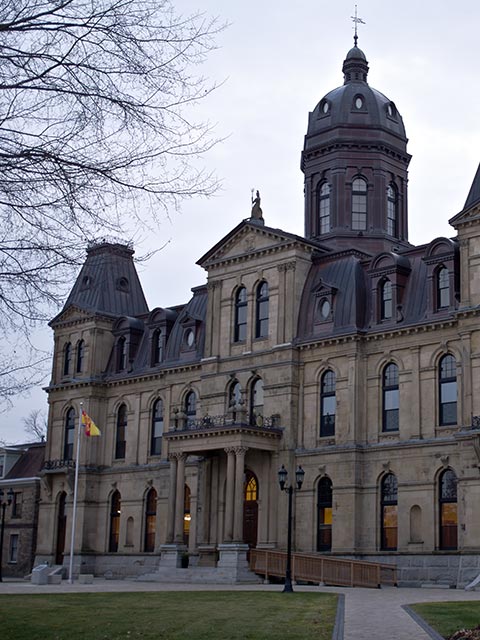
[35, 42, 480, 586]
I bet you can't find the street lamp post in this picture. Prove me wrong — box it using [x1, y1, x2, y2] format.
[278, 464, 305, 593]
[0, 487, 14, 582]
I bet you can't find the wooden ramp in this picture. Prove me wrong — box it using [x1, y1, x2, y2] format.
[249, 550, 397, 589]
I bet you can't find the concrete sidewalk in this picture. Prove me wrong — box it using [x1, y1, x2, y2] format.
[1, 578, 479, 639]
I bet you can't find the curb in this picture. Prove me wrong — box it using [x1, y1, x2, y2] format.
[332, 593, 345, 640]
[402, 605, 445, 640]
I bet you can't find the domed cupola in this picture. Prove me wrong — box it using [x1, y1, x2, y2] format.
[302, 40, 412, 254]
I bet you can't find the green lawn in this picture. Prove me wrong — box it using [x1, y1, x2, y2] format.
[0, 591, 338, 640]
[411, 601, 480, 638]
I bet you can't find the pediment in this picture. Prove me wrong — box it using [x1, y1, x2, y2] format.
[197, 221, 318, 269]
[49, 304, 98, 327]
[449, 203, 480, 229]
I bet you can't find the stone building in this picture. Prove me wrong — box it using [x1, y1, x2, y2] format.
[0, 442, 45, 577]
[35, 41, 480, 586]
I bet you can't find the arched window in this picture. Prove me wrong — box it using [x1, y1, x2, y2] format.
[115, 404, 127, 459]
[183, 485, 191, 545]
[382, 363, 399, 432]
[387, 184, 397, 236]
[439, 468, 457, 550]
[234, 287, 247, 342]
[250, 378, 264, 426]
[229, 380, 242, 422]
[437, 267, 450, 310]
[380, 279, 393, 320]
[151, 329, 163, 365]
[245, 472, 258, 501]
[185, 391, 196, 427]
[439, 354, 457, 425]
[317, 477, 333, 552]
[318, 182, 331, 234]
[109, 491, 121, 552]
[117, 337, 127, 371]
[76, 340, 84, 373]
[63, 342, 72, 376]
[320, 370, 336, 437]
[150, 399, 163, 456]
[352, 177, 367, 231]
[144, 488, 157, 552]
[255, 281, 269, 338]
[381, 473, 398, 550]
[63, 408, 75, 460]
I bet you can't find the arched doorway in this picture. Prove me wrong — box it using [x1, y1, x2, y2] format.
[243, 471, 258, 548]
[55, 492, 67, 565]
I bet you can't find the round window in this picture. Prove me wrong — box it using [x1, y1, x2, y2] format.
[321, 299, 331, 319]
[185, 329, 195, 348]
[322, 101, 329, 114]
[355, 97, 363, 109]
[387, 104, 393, 116]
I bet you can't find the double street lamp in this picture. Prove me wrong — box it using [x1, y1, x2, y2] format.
[0, 487, 14, 582]
[278, 464, 305, 593]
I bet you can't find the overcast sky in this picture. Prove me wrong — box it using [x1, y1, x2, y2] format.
[2, 0, 479, 444]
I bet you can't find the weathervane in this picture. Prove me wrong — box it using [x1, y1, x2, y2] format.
[351, 5, 365, 47]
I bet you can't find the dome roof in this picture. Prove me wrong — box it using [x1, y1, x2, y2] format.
[305, 45, 407, 142]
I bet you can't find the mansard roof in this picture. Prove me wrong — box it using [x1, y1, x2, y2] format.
[464, 163, 480, 210]
[60, 240, 149, 319]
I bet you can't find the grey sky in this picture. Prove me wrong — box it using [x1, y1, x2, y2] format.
[2, 0, 479, 443]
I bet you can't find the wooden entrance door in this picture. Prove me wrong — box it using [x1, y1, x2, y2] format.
[243, 471, 258, 548]
[55, 492, 67, 565]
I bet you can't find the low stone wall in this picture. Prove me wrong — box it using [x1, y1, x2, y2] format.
[352, 554, 480, 587]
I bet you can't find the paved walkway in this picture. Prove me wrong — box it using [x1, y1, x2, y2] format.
[1, 578, 480, 639]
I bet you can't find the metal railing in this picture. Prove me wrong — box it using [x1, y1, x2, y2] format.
[168, 413, 281, 433]
[249, 549, 397, 589]
[42, 459, 75, 471]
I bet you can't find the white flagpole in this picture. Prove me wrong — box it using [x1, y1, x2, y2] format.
[68, 401, 83, 584]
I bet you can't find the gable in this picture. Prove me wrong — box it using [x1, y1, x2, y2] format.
[49, 304, 112, 328]
[197, 221, 323, 270]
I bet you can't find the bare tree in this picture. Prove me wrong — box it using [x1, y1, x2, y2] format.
[0, 0, 223, 403]
[22, 408, 47, 441]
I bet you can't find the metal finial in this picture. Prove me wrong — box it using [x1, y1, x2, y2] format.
[351, 5, 366, 47]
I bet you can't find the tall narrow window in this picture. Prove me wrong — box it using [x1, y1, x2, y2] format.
[320, 370, 336, 437]
[383, 363, 399, 432]
[115, 404, 127, 459]
[250, 378, 264, 426]
[76, 340, 84, 373]
[109, 491, 121, 552]
[318, 182, 331, 234]
[150, 399, 164, 455]
[381, 473, 398, 550]
[63, 408, 75, 460]
[255, 281, 269, 338]
[229, 381, 242, 422]
[144, 488, 157, 552]
[234, 287, 247, 342]
[439, 354, 457, 425]
[12, 492, 22, 518]
[151, 329, 163, 365]
[387, 184, 397, 236]
[9, 534, 19, 563]
[439, 468, 457, 550]
[380, 279, 393, 320]
[317, 477, 333, 552]
[185, 391, 196, 427]
[437, 267, 450, 310]
[183, 485, 191, 546]
[117, 337, 127, 371]
[352, 177, 367, 230]
[63, 342, 72, 376]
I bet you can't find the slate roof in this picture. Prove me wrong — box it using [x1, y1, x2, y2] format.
[4, 442, 45, 479]
[464, 163, 480, 210]
[59, 241, 149, 319]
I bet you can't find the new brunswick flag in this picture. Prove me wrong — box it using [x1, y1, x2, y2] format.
[82, 409, 101, 437]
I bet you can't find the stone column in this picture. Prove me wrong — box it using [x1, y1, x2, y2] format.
[174, 453, 186, 543]
[233, 447, 248, 542]
[224, 448, 235, 542]
[166, 454, 178, 543]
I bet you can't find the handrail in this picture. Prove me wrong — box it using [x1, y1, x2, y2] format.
[249, 549, 397, 589]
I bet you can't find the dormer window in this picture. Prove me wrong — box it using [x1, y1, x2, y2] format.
[354, 96, 364, 110]
[352, 178, 367, 230]
[437, 267, 450, 310]
[116, 277, 129, 292]
[151, 329, 163, 365]
[380, 279, 393, 320]
[117, 336, 127, 371]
